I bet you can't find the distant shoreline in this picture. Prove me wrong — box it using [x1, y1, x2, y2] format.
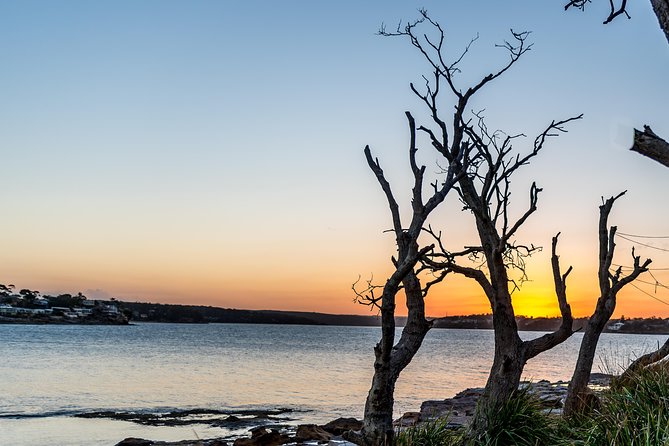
[114, 301, 669, 335]
[2, 307, 668, 335]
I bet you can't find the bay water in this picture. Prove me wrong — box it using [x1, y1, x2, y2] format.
[0, 323, 665, 445]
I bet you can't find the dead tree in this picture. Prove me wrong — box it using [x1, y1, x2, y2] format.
[422, 120, 578, 436]
[563, 193, 652, 416]
[383, 11, 580, 437]
[346, 110, 464, 446]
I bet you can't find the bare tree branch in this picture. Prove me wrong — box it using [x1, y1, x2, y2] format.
[503, 182, 542, 243]
[630, 125, 669, 168]
[564, 0, 631, 24]
[565, 194, 652, 416]
[363, 10, 582, 439]
[364, 145, 403, 237]
[524, 233, 574, 359]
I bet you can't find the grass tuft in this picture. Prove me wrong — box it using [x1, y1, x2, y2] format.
[398, 364, 669, 445]
[471, 387, 556, 446]
[582, 361, 669, 445]
[395, 418, 464, 446]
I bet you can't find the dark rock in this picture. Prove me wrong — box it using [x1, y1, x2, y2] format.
[210, 415, 276, 429]
[321, 417, 363, 435]
[116, 439, 154, 446]
[234, 428, 290, 446]
[251, 427, 270, 439]
[115, 439, 227, 446]
[421, 387, 484, 427]
[294, 424, 333, 443]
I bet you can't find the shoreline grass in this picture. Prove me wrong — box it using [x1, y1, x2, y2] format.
[396, 362, 669, 446]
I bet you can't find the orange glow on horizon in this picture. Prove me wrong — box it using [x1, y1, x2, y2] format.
[3, 234, 668, 319]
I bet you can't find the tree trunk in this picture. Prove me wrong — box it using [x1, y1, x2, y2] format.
[564, 194, 650, 417]
[485, 300, 525, 402]
[468, 241, 526, 435]
[470, 302, 524, 436]
[465, 224, 575, 437]
[564, 315, 609, 415]
[356, 362, 397, 446]
[353, 109, 461, 446]
[349, 272, 431, 446]
[650, 0, 669, 44]
[630, 126, 669, 169]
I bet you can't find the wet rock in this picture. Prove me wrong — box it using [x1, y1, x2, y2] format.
[321, 417, 363, 435]
[234, 428, 291, 446]
[81, 408, 296, 429]
[251, 427, 271, 439]
[210, 415, 282, 429]
[295, 424, 334, 443]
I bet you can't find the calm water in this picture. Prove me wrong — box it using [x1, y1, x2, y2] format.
[0, 323, 666, 445]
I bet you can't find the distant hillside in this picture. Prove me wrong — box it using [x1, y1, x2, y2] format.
[432, 315, 590, 332]
[119, 301, 669, 334]
[121, 301, 381, 326]
[261, 310, 381, 326]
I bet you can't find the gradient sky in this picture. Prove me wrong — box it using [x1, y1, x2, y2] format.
[1, 1, 668, 318]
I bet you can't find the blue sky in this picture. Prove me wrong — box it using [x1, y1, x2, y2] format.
[1, 1, 668, 316]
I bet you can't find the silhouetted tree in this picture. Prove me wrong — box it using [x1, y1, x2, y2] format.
[19, 289, 39, 306]
[381, 11, 580, 437]
[346, 88, 465, 446]
[75, 292, 87, 306]
[563, 193, 651, 416]
[46, 293, 85, 308]
[0, 283, 15, 298]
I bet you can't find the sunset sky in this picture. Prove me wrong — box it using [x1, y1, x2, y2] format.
[1, 1, 668, 318]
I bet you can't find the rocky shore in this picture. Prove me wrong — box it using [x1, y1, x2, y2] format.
[112, 374, 613, 446]
[417, 373, 612, 427]
[114, 417, 363, 446]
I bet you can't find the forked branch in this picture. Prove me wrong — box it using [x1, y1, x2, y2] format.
[524, 233, 574, 359]
[564, 0, 631, 24]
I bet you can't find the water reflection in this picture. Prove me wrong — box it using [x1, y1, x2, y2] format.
[0, 323, 665, 445]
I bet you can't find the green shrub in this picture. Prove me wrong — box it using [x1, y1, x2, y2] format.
[395, 418, 463, 446]
[400, 365, 669, 446]
[584, 362, 669, 445]
[470, 387, 557, 446]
